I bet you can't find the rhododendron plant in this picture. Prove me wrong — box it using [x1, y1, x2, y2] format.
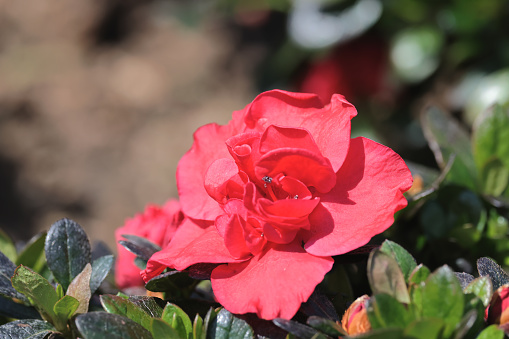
[115, 199, 184, 289]
[141, 90, 413, 320]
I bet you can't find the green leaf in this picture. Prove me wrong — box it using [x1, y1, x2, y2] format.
[0, 251, 28, 302]
[408, 265, 430, 285]
[0, 228, 17, 262]
[100, 294, 152, 331]
[366, 294, 412, 329]
[0, 319, 56, 339]
[11, 265, 59, 322]
[421, 266, 464, 337]
[480, 157, 509, 196]
[193, 314, 203, 339]
[45, 218, 91, 290]
[306, 316, 346, 336]
[349, 327, 407, 338]
[453, 309, 479, 339]
[272, 318, 321, 339]
[402, 318, 444, 339]
[16, 233, 47, 274]
[473, 104, 509, 172]
[162, 303, 193, 339]
[380, 240, 417, 281]
[53, 295, 79, 332]
[476, 324, 504, 339]
[367, 249, 410, 304]
[464, 276, 493, 307]
[477, 257, 509, 290]
[201, 308, 218, 339]
[66, 263, 91, 314]
[455, 272, 475, 290]
[151, 318, 180, 339]
[89, 255, 113, 294]
[75, 312, 153, 339]
[421, 106, 478, 190]
[145, 271, 194, 294]
[128, 296, 163, 318]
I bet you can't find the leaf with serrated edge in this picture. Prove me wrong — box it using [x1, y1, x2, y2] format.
[90, 255, 113, 294]
[45, 218, 91, 291]
[66, 263, 91, 314]
[477, 257, 509, 290]
[11, 265, 58, 322]
[75, 312, 152, 339]
[380, 240, 417, 282]
[464, 276, 493, 307]
[367, 249, 410, 304]
[0, 319, 56, 339]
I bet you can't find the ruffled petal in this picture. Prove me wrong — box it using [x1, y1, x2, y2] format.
[303, 137, 413, 256]
[211, 241, 334, 320]
[177, 123, 236, 221]
[141, 218, 245, 282]
[242, 90, 357, 171]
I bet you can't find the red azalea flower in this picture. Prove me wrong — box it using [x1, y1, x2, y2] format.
[141, 90, 412, 320]
[486, 285, 509, 325]
[115, 199, 184, 289]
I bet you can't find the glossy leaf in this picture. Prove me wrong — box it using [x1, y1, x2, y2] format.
[306, 316, 346, 336]
[464, 276, 493, 306]
[421, 106, 478, 190]
[128, 295, 163, 318]
[119, 234, 161, 261]
[408, 265, 431, 285]
[145, 270, 194, 293]
[0, 319, 56, 339]
[477, 257, 509, 290]
[16, 233, 47, 274]
[53, 295, 79, 331]
[421, 266, 464, 337]
[0, 295, 40, 320]
[162, 303, 193, 338]
[0, 228, 16, 262]
[367, 249, 410, 304]
[45, 218, 91, 290]
[75, 312, 152, 339]
[272, 318, 321, 339]
[0, 251, 28, 302]
[193, 314, 203, 339]
[89, 255, 114, 294]
[151, 318, 180, 339]
[402, 318, 444, 339]
[66, 263, 92, 314]
[201, 308, 218, 339]
[380, 240, 417, 281]
[300, 290, 339, 321]
[476, 324, 504, 339]
[11, 265, 58, 322]
[366, 293, 412, 329]
[100, 294, 152, 331]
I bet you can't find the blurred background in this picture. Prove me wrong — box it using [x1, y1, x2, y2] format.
[1, 0, 509, 269]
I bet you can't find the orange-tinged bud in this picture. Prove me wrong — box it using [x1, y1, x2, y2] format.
[341, 295, 371, 336]
[487, 285, 509, 325]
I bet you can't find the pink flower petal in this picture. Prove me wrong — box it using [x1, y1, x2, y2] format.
[211, 241, 334, 320]
[303, 137, 413, 256]
[242, 90, 357, 171]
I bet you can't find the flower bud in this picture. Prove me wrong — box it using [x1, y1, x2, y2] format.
[486, 285, 509, 325]
[341, 295, 371, 335]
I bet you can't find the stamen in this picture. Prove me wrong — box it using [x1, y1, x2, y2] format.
[293, 195, 298, 199]
[262, 176, 272, 183]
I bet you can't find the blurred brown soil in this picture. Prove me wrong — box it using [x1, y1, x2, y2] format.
[0, 0, 256, 249]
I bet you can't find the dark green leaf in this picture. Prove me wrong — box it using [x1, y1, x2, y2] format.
[16, 233, 47, 274]
[380, 240, 417, 281]
[306, 316, 346, 336]
[119, 234, 161, 261]
[464, 276, 493, 306]
[75, 312, 152, 339]
[477, 257, 509, 290]
[272, 318, 321, 339]
[0, 319, 56, 339]
[0, 295, 40, 320]
[128, 296, 163, 318]
[0, 228, 17, 262]
[45, 219, 91, 290]
[402, 318, 444, 339]
[0, 252, 28, 302]
[162, 303, 192, 338]
[145, 270, 194, 294]
[301, 290, 339, 321]
[11, 265, 59, 322]
[421, 106, 478, 190]
[421, 266, 464, 337]
[366, 293, 412, 329]
[454, 272, 474, 290]
[409, 265, 431, 285]
[151, 318, 180, 339]
[90, 255, 113, 294]
[201, 308, 218, 339]
[367, 249, 410, 304]
[100, 294, 152, 331]
[476, 324, 504, 339]
[53, 295, 79, 331]
[347, 327, 407, 338]
[66, 263, 91, 314]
